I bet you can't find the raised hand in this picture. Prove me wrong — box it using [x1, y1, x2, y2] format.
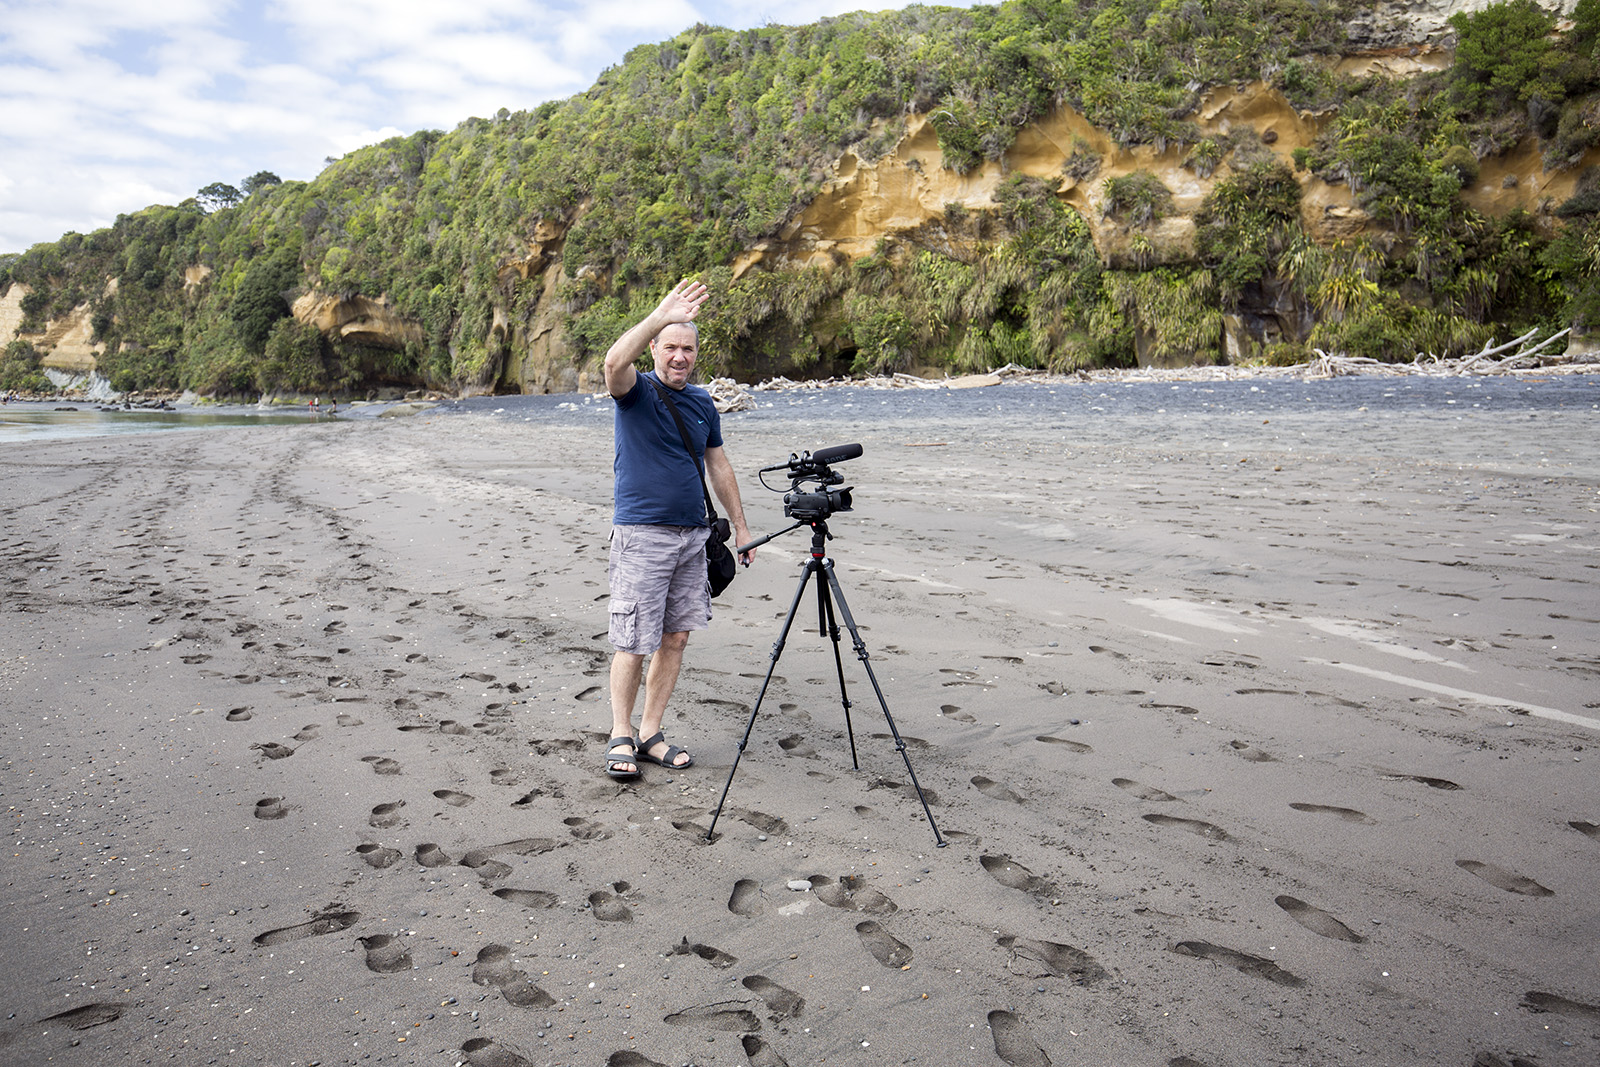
[657, 279, 709, 325]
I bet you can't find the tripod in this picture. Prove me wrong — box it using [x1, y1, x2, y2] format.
[706, 517, 946, 847]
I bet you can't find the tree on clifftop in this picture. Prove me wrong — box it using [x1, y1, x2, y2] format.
[242, 171, 282, 196]
[196, 182, 242, 212]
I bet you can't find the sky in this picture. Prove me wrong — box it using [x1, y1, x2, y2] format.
[0, 0, 927, 254]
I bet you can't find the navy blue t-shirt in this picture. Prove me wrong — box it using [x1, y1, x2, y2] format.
[613, 371, 724, 527]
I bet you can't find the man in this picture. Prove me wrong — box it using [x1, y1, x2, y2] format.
[602, 279, 755, 779]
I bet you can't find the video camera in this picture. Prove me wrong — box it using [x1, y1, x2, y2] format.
[757, 443, 861, 522]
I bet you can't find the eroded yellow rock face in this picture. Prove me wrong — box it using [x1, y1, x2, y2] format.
[1, 282, 107, 373]
[0, 285, 27, 346]
[762, 85, 1365, 272]
[290, 291, 423, 350]
[755, 82, 1600, 272]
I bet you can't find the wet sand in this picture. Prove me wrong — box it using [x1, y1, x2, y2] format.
[2, 394, 1597, 1067]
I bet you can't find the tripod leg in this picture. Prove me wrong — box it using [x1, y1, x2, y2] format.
[815, 573, 860, 770]
[818, 560, 947, 847]
[706, 561, 816, 841]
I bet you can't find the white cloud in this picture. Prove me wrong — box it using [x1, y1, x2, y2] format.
[0, 0, 947, 252]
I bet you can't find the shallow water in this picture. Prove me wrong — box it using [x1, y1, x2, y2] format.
[0, 402, 318, 443]
[441, 376, 1600, 479]
[6, 377, 1597, 481]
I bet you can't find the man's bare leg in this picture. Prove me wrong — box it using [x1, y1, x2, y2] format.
[639, 630, 691, 767]
[609, 651, 646, 775]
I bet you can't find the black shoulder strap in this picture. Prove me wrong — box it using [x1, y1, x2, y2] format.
[647, 375, 719, 524]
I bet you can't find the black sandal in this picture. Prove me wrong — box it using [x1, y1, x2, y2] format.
[636, 730, 693, 769]
[604, 736, 640, 780]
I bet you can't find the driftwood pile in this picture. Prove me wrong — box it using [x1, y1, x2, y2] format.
[703, 330, 1597, 406]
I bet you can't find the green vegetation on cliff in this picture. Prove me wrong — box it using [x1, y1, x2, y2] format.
[4, 1, 1600, 395]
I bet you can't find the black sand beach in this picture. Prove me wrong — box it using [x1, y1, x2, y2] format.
[2, 380, 1597, 1066]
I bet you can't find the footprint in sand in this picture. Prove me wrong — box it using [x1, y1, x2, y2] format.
[1456, 859, 1554, 897]
[489, 768, 518, 786]
[997, 935, 1108, 983]
[1568, 820, 1600, 841]
[472, 944, 556, 1008]
[1171, 941, 1304, 987]
[1381, 772, 1462, 791]
[405, 653, 429, 664]
[728, 878, 764, 917]
[855, 920, 913, 967]
[251, 741, 294, 760]
[980, 854, 1056, 897]
[940, 704, 976, 723]
[663, 1003, 761, 1031]
[1141, 702, 1199, 715]
[1113, 779, 1178, 802]
[1228, 739, 1276, 762]
[741, 1035, 791, 1067]
[1036, 735, 1092, 753]
[494, 888, 560, 909]
[732, 809, 788, 835]
[777, 734, 818, 758]
[361, 755, 402, 775]
[38, 1002, 127, 1030]
[253, 797, 289, 820]
[370, 801, 406, 828]
[811, 876, 898, 915]
[378, 634, 404, 643]
[414, 843, 452, 868]
[743, 975, 805, 1017]
[225, 706, 252, 722]
[356, 843, 402, 869]
[987, 1009, 1051, 1067]
[434, 789, 476, 807]
[972, 776, 1025, 803]
[1289, 802, 1375, 825]
[359, 933, 413, 973]
[336, 713, 363, 727]
[1143, 813, 1229, 840]
[589, 889, 634, 922]
[1039, 681, 1068, 696]
[292, 724, 321, 741]
[868, 732, 929, 751]
[670, 937, 738, 968]
[1275, 895, 1366, 942]
[463, 857, 513, 881]
[671, 819, 717, 842]
[606, 1052, 668, 1067]
[574, 686, 604, 702]
[439, 720, 472, 735]
[565, 816, 612, 841]
[252, 909, 360, 947]
[1521, 991, 1600, 1020]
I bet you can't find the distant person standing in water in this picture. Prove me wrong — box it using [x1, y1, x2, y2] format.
[600, 279, 756, 780]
